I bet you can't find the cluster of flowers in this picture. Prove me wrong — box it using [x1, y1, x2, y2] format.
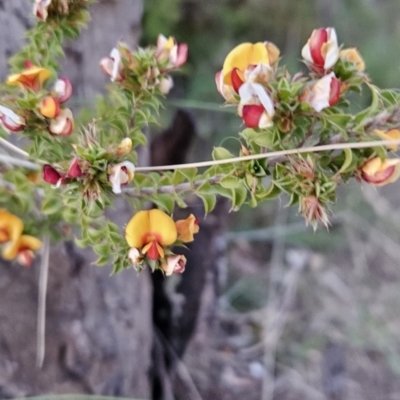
[100, 34, 188, 95]
[215, 28, 364, 129]
[42, 137, 135, 194]
[125, 209, 199, 274]
[0, 62, 74, 136]
[0, 210, 41, 267]
[216, 27, 400, 187]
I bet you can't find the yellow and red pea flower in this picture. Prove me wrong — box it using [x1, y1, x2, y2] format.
[3, 235, 42, 268]
[220, 41, 279, 88]
[7, 63, 51, 91]
[361, 157, 400, 186]
[0, 210, 41, 267]
[125, 209, 178, 261]
[0, 209, 24, 244]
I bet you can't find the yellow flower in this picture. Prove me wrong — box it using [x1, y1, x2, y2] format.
[175, 214, 199, 243]
[3, 235, 42, 267]
[7, 65, 51, 91]
[125, 209, 177, 260]
[374, 129, 400, 151]
[221, 41, 279, 86]
[361, 157, 400, 186]
[340, 48, 365, 72]
[0, 209, 24, 243]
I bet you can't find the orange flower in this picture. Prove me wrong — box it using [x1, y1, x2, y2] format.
[7, 65, 51, 91]
[0, 210, 24, 243]
[175, 214, 199, 243]
[39, 96, 60, 119]
[125, 209, 177, 260]
[3, 235, 42, 267]
[361, 157, 400, 186]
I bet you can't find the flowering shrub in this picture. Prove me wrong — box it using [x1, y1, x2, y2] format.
[1, 0, 400, 274]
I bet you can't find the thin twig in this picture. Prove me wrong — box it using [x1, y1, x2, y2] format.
[134, 139, 400, 172]
[123, 175, 223, 197]
[37, 235, 50, 368]
[0, 154, 40, 170]
[0, 137, 30, 158]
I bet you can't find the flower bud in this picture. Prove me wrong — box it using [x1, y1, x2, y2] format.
[49, 109, 74, 136]
[175, 214, 199, 243]
[33, 0, 52, 21]
[54, 77, 73, 103]
[128, 247, 141, 266]
[108, 161, 135, 194]
[116, 138, 133, 157]
[302, 28, 339, 73]
[156, 34, 188, 69]
[340, 48, 365, 72]
[238, 82, 275, 128]
[39, 96, 60, 119]
[43, 164, 62, 185]
[158, 76, 174, 95]
[0, 105, 26, 133]
[161, 254, 187, 276]
[100, 47, 123, 82]
[361, 157, 400, 186]
[303, 72, 341, 112]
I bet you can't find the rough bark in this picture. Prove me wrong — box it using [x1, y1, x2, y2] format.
[0, 1, 152, 399]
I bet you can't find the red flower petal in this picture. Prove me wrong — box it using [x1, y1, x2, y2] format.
[231, 68, 244, 93]
[310, 28, 328, 67]
[242, 105, 264, 128]
[147, 240, 160, 260]
[43, 165, 62, 184]
[329, 77, 341, 106]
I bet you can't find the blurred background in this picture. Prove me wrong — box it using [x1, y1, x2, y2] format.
[141, 1, 400, 399]
[2, 1, 400, 400]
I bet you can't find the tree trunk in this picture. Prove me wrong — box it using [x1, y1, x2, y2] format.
[0, 1, 152, 399]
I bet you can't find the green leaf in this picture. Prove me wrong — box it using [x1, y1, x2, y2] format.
[151, 194, 175, 214]
[339, 148, 353, 173]
[197, 193, 216, 214]
[220, 176, 241, 189]
[41, 196, 62, 215]
[93, 243, 111, 257]
[257, 183, 281, 200]
[354, 84, 380, 128]
[231, 186, 247, 210]
[212, 147, 234, 160]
